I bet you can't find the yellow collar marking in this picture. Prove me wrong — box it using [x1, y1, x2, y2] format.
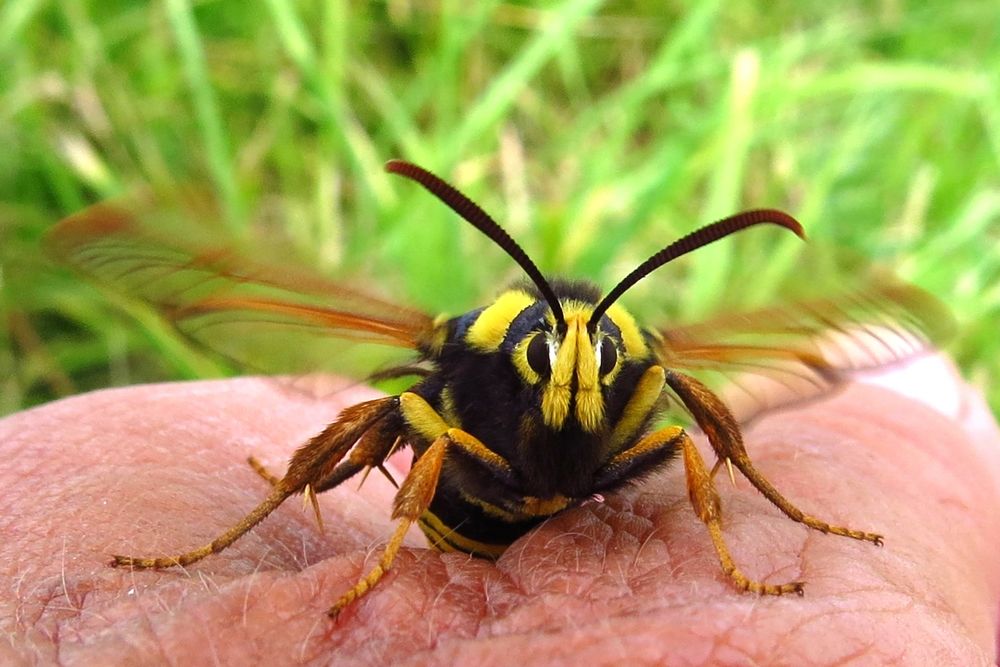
[605, 302, 647, 358]
[465, 290, 534, 352]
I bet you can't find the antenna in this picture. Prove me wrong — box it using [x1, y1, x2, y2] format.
[386, 160, 565, 328]
[588, 209, 805, 331]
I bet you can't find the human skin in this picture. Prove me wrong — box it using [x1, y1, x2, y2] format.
[1, 356, 998, 666]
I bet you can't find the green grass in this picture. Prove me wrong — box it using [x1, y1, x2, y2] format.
[2, 1, 998, 417]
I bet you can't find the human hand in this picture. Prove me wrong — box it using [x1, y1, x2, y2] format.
[2, 356, 998, 665]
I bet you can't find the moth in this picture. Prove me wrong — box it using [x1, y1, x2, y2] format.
[49, 160, 948, 617]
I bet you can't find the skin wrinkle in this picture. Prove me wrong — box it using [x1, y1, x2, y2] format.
[26, 572, 123, 651]
[797, 607, 971, 664]
[806, 411, 976, 511]
[876, 414, 996, 636]
[705, 621, 758, 667]
[424, 616, 718, 666]
[2, 365, 999, 664]
[748, 408, 988, 600]
[577, 501, 663, 600]
[801, 530, 976, 654]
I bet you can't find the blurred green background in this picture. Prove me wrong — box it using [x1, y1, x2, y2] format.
[1, 1, 998, 416]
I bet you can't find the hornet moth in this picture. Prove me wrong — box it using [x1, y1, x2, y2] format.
[48, 160, 949, 618]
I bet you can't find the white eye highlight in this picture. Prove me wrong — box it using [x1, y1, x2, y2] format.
[597, 335, 617, 375]
[547, 333, 559, 367]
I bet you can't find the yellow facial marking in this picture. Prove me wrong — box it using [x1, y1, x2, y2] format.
[572, 313, 603, 432]
[599, 338, 623, 387]
[606, 303, 648, 359]
[512, 332, 543, 384]
[466, 290, 534, 352]
[541, 303, 605, 433]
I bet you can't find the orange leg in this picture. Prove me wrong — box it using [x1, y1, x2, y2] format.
[665, 369, 883, 545]
[607, 424, 803, 595]
[328, 392, 519, 616]
[677, 427, 803, 595]
[248, 455, 281, 486]
[328, 432, 449, 617]
[111, 396, 397, 570]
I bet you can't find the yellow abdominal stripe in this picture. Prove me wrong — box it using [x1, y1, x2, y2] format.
[418, 510, 508, 558]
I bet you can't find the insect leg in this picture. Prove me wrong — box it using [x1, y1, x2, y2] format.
[245, 408, 403, 532]
[248, 454, 326, 532]
[665, 369, 883, 545]
[678, 426, 804, 595]
[312, 413, 406, 494]
[111, 396, 397, 570]
[326, 392, 521, 616]
[246, 454, 322, 530]
[327, 431, 449, 618]
[111, 483, 298, 570]
[399, 392, 516, 482]
[247, 455, 281, 486]
[596, 422, 685, 486]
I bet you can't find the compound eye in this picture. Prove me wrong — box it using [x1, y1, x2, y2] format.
[598, 336, 617, 376]
[526, 332, 550, 376]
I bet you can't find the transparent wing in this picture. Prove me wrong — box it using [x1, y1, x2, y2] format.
[47, 197, 437, 377]
[654, 279, 954, 424]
